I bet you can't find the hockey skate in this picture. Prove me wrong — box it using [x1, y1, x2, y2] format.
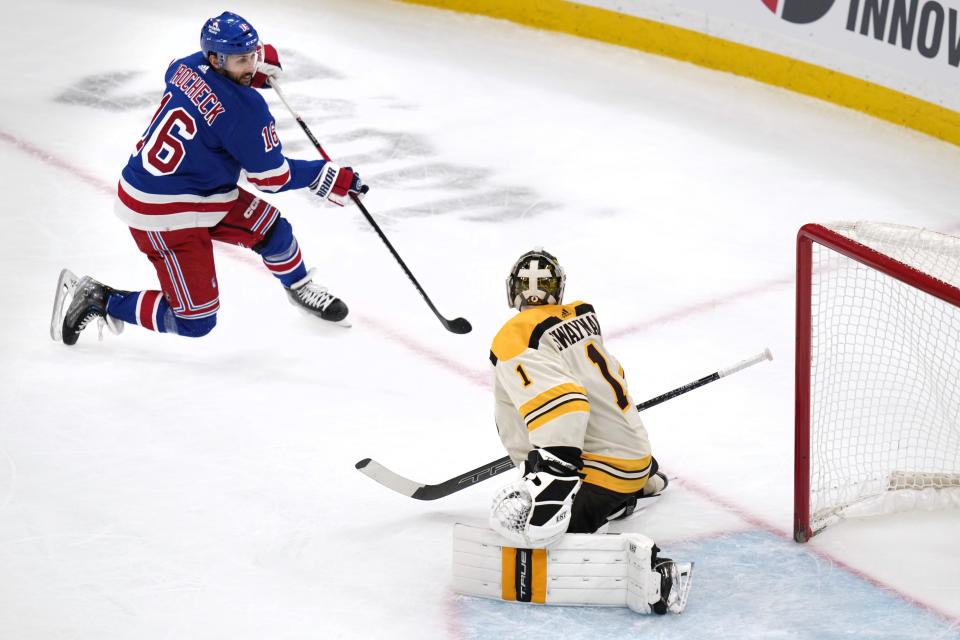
[652, 557, 694, 615]
[285, 268, 350, 326]
[51, 269, 126, 345]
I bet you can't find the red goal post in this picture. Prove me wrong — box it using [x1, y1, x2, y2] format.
[794, 222, 960, 543]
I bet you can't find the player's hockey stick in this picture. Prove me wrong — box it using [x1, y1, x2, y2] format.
[270, 80, 472, 334]
[356, 348, 773, 499]
[634, 347, 773, 411]
[355, 456, 518, 501]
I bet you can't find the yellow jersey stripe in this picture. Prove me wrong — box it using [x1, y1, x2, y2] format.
[528, 399, 590, 431]
[581, 467, 649, 493]
[581, 454, 652, 493]
[518, 383, 587, 417]
[581, 453, 652, 472]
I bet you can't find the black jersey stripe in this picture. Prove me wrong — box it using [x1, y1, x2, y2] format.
[528, 316, 562, 350]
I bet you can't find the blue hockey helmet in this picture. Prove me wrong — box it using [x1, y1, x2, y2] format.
[200, 12, 259, 66]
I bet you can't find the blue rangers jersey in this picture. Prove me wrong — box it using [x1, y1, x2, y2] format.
[116, 51, 325, 231]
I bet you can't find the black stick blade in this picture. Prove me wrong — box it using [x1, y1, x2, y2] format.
[444, 317, 472, 334]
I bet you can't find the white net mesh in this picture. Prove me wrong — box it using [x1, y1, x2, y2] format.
[808, 221, 960, 534]
[489, 482, 531, 539]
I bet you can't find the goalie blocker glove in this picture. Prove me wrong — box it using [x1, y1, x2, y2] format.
[490, 447, 581, 547]
[308, 162, 369, 206]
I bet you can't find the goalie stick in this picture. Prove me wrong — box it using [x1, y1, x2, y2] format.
[356, 348, 773, 499]
[270, 80, 472, 335]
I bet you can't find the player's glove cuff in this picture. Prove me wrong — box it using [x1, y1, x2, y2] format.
[252, 44, 282, 89]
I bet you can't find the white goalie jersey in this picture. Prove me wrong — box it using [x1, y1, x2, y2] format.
[490, 301, 653, 495]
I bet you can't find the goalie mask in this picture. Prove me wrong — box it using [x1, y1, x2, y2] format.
[506, 248, 566, 309]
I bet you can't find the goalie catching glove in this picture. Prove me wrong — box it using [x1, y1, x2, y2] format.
[490, 447, 581, 547]
[309, 162, 369, 206]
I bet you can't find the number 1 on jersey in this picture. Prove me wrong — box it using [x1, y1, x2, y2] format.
[585, 342, 630, 410]
[515, 363, 533, 387]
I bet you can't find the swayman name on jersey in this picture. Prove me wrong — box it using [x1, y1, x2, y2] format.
[115, 51, 325, 233]
[547, 313, 601, 352]
[490, 302, 653, 495]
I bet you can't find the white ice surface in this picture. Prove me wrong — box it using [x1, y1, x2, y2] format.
[1, 0, 959, 638]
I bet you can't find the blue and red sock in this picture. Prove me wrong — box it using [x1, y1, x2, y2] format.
[106, 291, 215, 337]
[258, 217, 307, 287]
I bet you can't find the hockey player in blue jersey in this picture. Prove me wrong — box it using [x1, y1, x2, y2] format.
[51, 11, 368, 345]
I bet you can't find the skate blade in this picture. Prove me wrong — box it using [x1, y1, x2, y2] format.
[50, 268, 79, 342]
[293, 307, 352, 328]
[296, 311, 352, 328]
[668, 561, 694, 614]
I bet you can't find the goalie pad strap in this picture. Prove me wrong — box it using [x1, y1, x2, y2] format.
[502, 547, 547, 603]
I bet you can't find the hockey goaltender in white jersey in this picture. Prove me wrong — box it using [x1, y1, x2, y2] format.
[489, 248, 664, 541]
[452, 248, 692, 615]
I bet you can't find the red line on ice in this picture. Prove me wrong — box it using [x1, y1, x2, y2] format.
[606, 275, 794, 341]
[357, 313, 490, 390]
[675, 477, 960, 626]
[0, 129, 114, 197]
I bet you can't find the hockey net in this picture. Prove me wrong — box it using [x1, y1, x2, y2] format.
[794, 221, 960, 542]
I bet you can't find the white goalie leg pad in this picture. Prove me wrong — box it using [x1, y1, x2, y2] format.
[452, 524, 693, 614]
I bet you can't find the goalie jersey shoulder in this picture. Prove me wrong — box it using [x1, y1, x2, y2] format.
[489, 301, 600, 365]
